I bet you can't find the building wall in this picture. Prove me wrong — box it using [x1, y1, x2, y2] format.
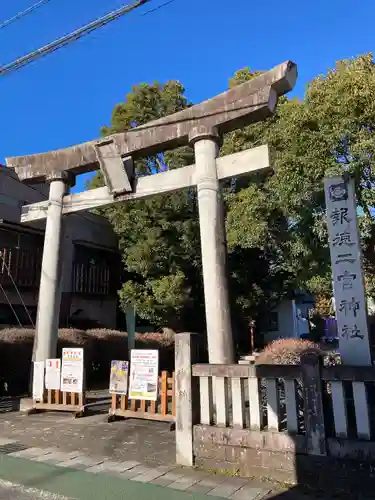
[0, 166, 119, 329]
[294, 301, 312, 338]
[263, 300, 295, 343]
[69, 295, 117, 329]
[262, 298, 314, 344]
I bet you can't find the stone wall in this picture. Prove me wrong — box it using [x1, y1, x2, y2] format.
[193, 425, 375, 494]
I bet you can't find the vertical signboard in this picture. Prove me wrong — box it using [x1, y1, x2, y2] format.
[129, 350, 158, 401]
[324, 175, 372, 365]
[45, 359, 61, 390]
[60, 348, 84, 393]
[32, 361, 45, 402]
[109, 360, 129, 395]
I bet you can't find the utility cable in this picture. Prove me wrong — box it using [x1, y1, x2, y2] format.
[0, 251, 35, 327]
[0, 281, 23, 327]
[0, 0, 151, 77]
[0, 0, 51, 30]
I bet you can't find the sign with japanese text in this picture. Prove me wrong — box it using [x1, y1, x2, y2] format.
[32, 361, 45, 402]
[45, 359, 61, 391]
[129, 350, 158, 401]
[324, 176, 371, 365]
[60, 348, 84, 393]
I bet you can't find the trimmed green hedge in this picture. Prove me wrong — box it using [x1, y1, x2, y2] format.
[0, 328, 175, 395]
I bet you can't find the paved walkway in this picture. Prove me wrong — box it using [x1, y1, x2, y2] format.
[0, 437, 273, 500]
[0, 406, 175, 466]
[0, 400, 331, 499]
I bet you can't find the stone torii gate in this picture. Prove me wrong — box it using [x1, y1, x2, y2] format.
[6, 60, 297, 365]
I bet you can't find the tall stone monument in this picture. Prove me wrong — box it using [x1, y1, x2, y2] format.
[324, 175, 372, 366]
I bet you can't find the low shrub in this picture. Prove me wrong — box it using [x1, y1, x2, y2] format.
[254, 338, 323, 432]
[0, 327, 177, 394]
[255, 338, 323, 365]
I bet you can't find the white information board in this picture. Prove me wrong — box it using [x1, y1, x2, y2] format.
[32, 361, 45, 402]
[45, 359, 61, 390]
[60, 348, 84, 393]
[129, 350, 158, 401]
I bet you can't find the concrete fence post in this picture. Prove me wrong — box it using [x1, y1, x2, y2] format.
[301, 353, 327, 456]
[175, 333, 200, 466]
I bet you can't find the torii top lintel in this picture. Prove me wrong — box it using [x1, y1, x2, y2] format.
[6, 60, 297, 183]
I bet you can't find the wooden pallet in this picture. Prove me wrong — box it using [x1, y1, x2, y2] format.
[27, 389, 86, 418]
[108, 371, 175, 427]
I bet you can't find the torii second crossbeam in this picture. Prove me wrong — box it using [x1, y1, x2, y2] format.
[20, 145, 270, 223]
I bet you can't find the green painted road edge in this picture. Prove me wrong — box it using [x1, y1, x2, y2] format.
[0, 454, 218, 500]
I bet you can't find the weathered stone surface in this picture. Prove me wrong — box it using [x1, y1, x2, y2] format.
[301, 353, 326, 456]
[207, 478, 247, 498]
[327, 437, 375, 461]
[230, 486, 268, 500]
[6, 61, 296, 182]
[0, 438, 19, 446]
[192, 364, 302, 379]
[57, 456, 104, 468]
[194, 425, 306, 453]
[194, 456, 297, 485]
[7, 447, 49, 459]
[175, 333, 200, 467]
[20, 145, 270, 222]
[167, 476, 200, 490]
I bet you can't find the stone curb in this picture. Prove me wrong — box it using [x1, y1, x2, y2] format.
[0, 438, 271, 499]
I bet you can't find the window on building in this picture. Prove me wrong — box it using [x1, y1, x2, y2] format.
[72, 244, 120, 295]
[0, 228, 43, 251]
[0, 228, 42, 289]
[265, 311, 279, 332]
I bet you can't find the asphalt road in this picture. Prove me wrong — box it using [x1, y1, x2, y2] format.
[0, 479, 71, 499]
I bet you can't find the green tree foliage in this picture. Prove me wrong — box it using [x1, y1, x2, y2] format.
[90, 81, 203, 331]
[89, 54, 375, 340]
[223, 54, 375, 303]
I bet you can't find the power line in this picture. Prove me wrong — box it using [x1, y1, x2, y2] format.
[0, 251, 35, 327]
[0, 281, 23, 327]
[0, 0, 51, 30]
[0, 0, 151, 77]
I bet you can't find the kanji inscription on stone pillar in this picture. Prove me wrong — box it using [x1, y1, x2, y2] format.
[324, 175, 372, 365]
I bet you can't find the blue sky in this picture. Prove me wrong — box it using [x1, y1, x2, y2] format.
[1, 0, 374, 193]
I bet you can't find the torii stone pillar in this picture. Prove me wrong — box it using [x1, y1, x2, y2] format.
[190, 126, 234, 363]
[33, 172, 73, 362]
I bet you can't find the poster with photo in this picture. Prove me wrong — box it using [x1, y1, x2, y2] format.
[60, 348, 84, 393]
[109, 360, 129, 395]
[45, 359, 61, 391]
[129, 350, 158, 401]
